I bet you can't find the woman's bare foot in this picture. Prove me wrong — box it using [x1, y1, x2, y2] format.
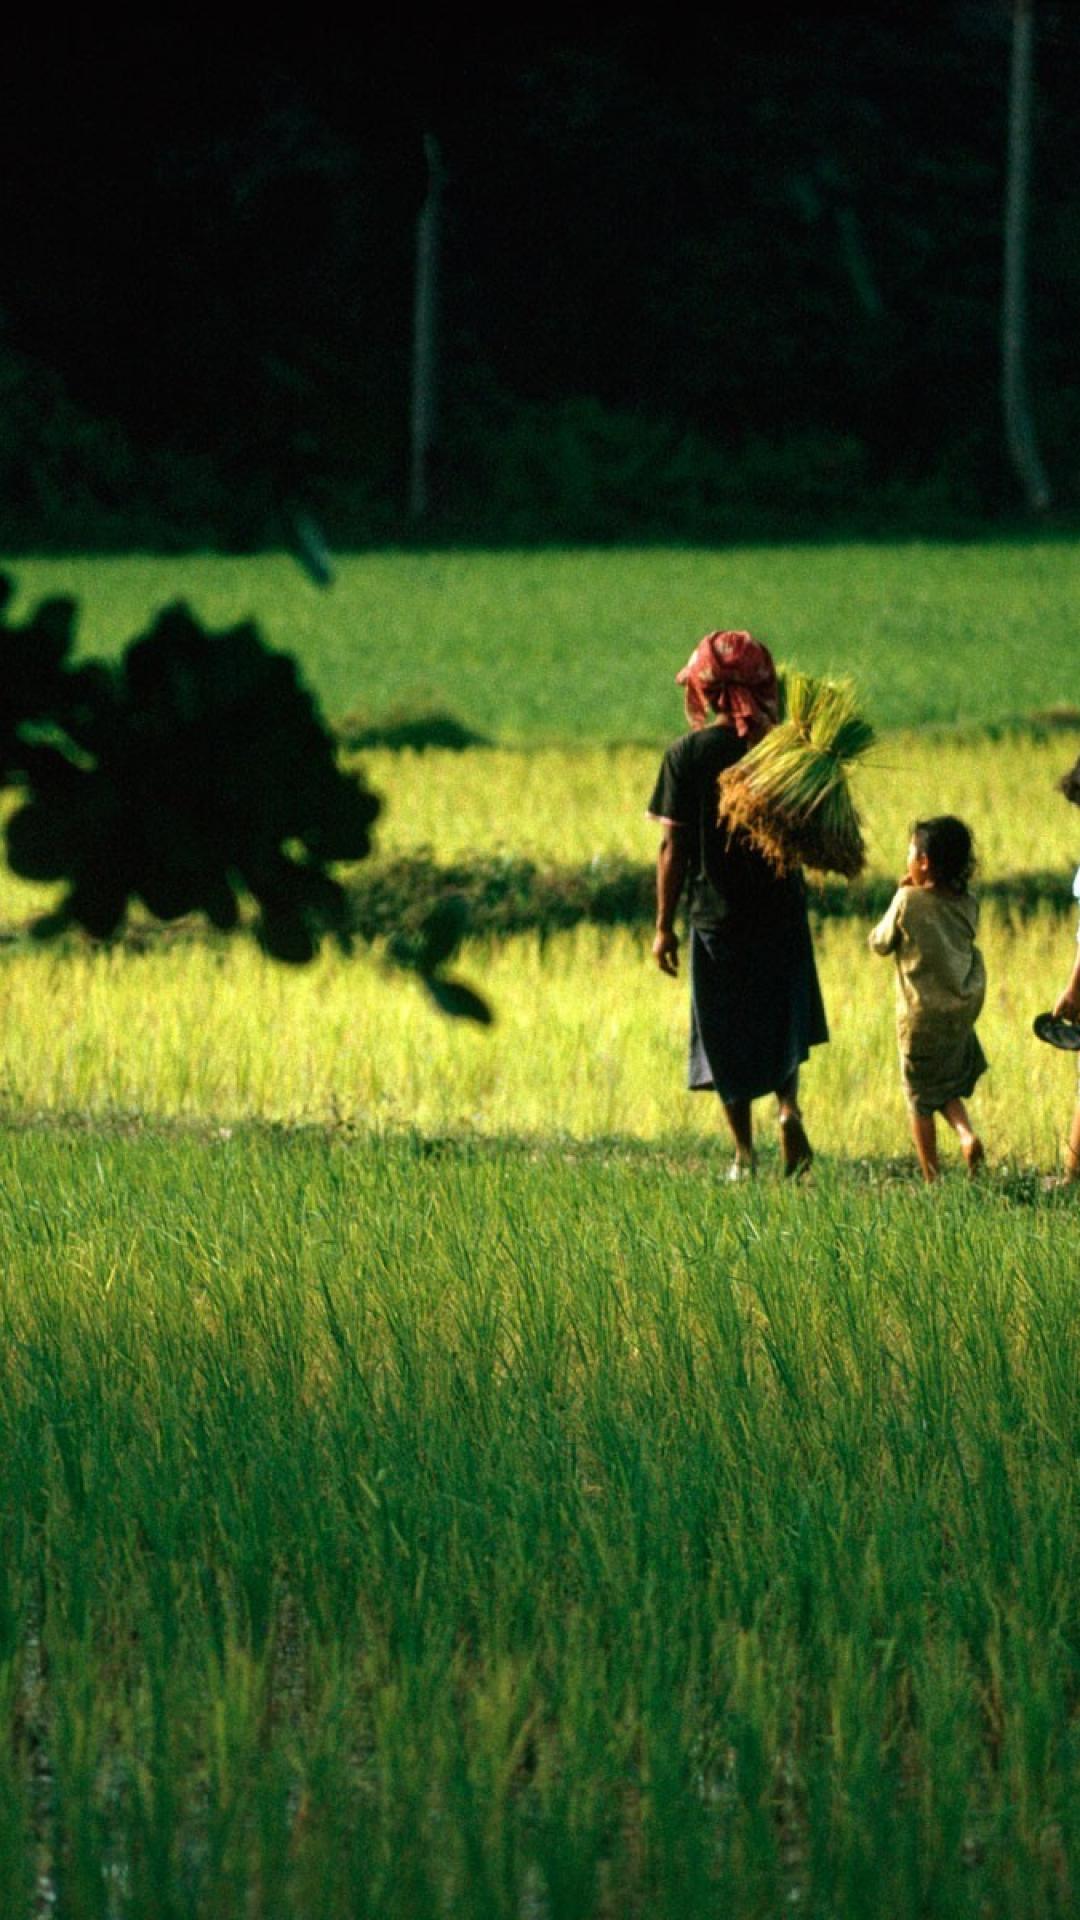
[778, 1110, 813, 1178]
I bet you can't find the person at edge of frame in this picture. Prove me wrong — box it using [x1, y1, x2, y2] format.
[1044, 751, 1080, 1187]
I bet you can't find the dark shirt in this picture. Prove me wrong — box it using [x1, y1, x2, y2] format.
[647, 726, 805, 931]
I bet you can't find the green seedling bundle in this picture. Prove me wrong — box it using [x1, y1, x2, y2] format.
[718, 669, 876, 878]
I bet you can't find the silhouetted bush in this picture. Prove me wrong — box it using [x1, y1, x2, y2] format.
[334, 708, 492, 752]
[0, 342, 1021, 550]
[1, 578, 381, 958]
[0, 570, 494, 1014]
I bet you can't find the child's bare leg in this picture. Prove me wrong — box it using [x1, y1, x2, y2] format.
[941, 1096, 985, 1174]
[1063, 1104, 1080, 1181]
[776, 1073, 813, 1176]
[722, 1097, 755, 1175]
[909, 1110, 940, 1182]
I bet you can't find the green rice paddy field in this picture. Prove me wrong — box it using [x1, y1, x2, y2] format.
[4, 542, 1080, 1916]
[7, 538, 1080, 739]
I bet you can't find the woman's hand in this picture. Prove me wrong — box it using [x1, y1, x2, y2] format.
[1053, 985, 1080, 1022]
[1053, 950, 1080, 1022]
[653, 928, 680, 976]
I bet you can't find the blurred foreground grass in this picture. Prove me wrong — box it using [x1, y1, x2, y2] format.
[3, 1129, 1080, 1915]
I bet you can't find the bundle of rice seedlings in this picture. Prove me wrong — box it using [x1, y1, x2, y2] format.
[717, 669, 875, 878]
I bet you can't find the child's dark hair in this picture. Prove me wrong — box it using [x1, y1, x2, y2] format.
[910, 815, 976, 893]
[1058, 754, 1080, 809]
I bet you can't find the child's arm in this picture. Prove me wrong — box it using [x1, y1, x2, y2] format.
[1053, 946, 1080, 1022]
[868, 888, 905, 956]
[1052, 874, 1080, 1018]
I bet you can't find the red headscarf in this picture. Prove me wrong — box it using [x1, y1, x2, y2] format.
[676, 630, 779, 739]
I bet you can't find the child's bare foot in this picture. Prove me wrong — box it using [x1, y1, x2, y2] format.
[779, 1110, 813, 1178]
[962, 1136, 985, 1176]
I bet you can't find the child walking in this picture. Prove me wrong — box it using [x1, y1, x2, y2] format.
[869, 815, 987, 1181]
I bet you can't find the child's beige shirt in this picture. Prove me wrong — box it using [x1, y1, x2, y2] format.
[868, 885, 986, 1027]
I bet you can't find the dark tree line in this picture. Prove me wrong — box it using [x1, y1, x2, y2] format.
[3, 5, 1079, 543]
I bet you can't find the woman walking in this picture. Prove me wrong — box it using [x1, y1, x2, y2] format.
[647, 629, 828, 1179]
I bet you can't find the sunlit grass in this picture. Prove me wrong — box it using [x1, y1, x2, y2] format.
[1, 727, 1077, 929]
[355, 727, 1080, 881]
[4, 540, 1080, 741]
[0, 911, 1073, 1173]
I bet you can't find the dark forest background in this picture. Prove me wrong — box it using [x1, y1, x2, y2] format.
[3, 4, 1079, 550]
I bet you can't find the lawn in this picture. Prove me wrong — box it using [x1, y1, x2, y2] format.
[0, 727, 1077, 927]
[2, 540, 1080, 1916]
[3, 1129, 1080, 1916]
[4, 539, 1080, 741]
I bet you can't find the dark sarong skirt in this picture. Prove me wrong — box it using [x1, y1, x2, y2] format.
[688, 915, 828, 1103]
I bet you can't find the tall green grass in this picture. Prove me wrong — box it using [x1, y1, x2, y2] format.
[0, 912, 1073, 1172]
[2, 541, 1079, 1910]
[3, 1132, 1080, 1916]
[3, 542, 1080, 741]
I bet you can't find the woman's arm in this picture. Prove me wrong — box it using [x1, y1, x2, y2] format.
[653, 825, 688, 975]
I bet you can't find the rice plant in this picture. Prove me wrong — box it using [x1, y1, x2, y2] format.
[0, 541, 1077, 1910]
[0, 910, 1071, 1172]
[717, 669, 876, 877]
[3, 1131, 1080, 1915]
[3, 539, 1080, 741]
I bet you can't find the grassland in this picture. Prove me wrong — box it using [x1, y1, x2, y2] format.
[0, 913, 1072, 1175]
[4, 1131, 1080, 1917]
[0, 728, 1077, 929]
[4, 539, 1080, 741]
[3, 541, 1080, 1914]
[350, 726, 1080, 880]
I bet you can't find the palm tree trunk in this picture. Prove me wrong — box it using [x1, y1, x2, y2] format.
[1002, 0, 1051, 511]
[410, 134, 445, 521]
